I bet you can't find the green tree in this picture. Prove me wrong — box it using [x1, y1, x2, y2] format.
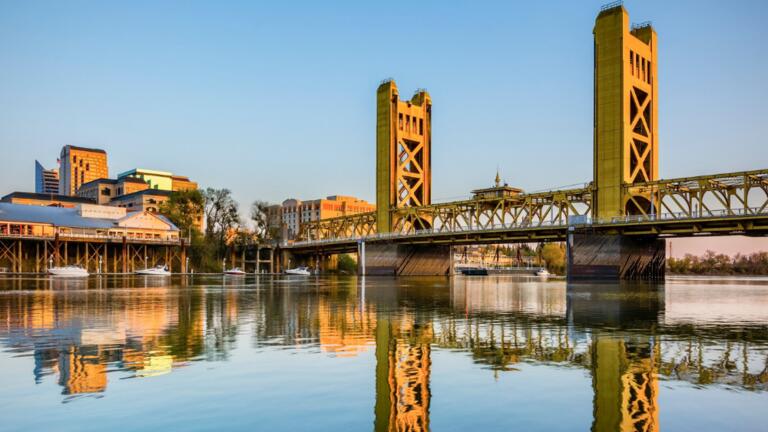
[337, 254, 357, 274]
[540, 243, 566, 275]
[159, 189, 204, 237]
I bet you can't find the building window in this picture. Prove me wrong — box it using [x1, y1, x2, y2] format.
[73, 156, 77, 163]
[419, 118, 424, 135]
[86, 163, 90, 171]
[101, 188, 111, 196]
[398, 113, 403, 130]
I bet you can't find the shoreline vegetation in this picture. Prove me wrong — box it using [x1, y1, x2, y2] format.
[667, 251, 768, 276]
[160, 188, 269, 273]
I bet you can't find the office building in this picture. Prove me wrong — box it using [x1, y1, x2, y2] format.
[268, 195, 375, 240]
[117, 169, 198, 192]
[34, 161, 59, 194]
[59, 145, 109, 196]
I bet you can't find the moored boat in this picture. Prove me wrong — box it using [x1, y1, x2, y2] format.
[285, 267, 311, 276]
[48, 266, 89, 277]
[535, 268, 550, 277]
[135, 265, 171, 276]
[461, 268, 489, 276]
[224, 268, 246, 276]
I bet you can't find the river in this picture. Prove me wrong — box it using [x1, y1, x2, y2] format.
[0, 275, 766, 431]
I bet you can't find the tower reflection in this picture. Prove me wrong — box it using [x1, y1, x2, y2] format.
[375, 316, 432, 432]
[569, 283, 663, 432]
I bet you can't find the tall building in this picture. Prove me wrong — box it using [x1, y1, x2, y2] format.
[59, 145, 109, 196]
[593, 4, 658, 218]
[376, 79, 432, 233]
[34, 161, 59, 194]
[268, 195, 376, 240]
[117, 168, 198, 192]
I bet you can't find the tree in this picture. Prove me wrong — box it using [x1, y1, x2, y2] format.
[338, 254, 357, 274]
[540, 243, 566, 275]
[250, 200, 271, 240]
[203, 188, 240, 240]
[159, 189, 205, 237]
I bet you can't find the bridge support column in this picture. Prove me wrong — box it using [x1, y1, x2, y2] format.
[567, 233, 665, 282]
[360, 243, 451, 276]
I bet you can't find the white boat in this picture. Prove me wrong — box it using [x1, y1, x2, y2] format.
[224, 268, 246, 276]
[48, 266, 89, 277]
[285, 267, 311, 276]
[135, 265, 171, 276]
[535, 268, 551, 277]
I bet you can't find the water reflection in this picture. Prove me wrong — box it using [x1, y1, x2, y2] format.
[0, 275, 767, 430]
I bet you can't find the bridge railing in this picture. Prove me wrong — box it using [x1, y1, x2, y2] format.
[289, 204, 768, 247]
[582, 205, 768, 226]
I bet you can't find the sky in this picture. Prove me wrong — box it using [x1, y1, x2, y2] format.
[1, 0, 767, 254]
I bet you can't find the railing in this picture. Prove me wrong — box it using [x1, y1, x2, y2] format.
[289, 206, 768, 248]
[0, 229, 181, 244]
[631, 21, 652, 31]
[581, 206, 767, 226]
[600, 1, 623, 12]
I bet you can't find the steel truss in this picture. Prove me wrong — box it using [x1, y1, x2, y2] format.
[622, 169, 768, 221]
[298, 169, 768, 243]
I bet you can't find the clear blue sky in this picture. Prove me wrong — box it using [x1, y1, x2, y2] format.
[1, 0, 767, 210]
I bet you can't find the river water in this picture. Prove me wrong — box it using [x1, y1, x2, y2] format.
[0, 275, 766, 431]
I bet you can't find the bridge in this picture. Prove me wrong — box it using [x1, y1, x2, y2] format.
[283, 3, 768, 279]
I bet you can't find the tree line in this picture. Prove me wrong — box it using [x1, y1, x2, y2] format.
[159, 188, 273, 272]
[668, 251, 768, 275]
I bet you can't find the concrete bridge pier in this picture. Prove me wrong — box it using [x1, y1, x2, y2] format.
[567, 232, 665, 282]
[358, 242, 452, 276]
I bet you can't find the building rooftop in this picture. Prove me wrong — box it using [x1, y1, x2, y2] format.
[79, 176, 147, 188]
[0, 202, 178, 231]
[109, 188, 173, 201]
[118, 168, 173, 178]
[62, 145, 107, 154]
[1, 192, 96, 204]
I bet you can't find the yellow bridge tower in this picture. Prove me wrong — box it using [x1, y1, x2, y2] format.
[376, 79, 432, 233]
[593, 3, 658, 218]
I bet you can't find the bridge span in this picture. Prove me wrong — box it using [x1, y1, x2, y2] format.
[282, 4, 768, 280]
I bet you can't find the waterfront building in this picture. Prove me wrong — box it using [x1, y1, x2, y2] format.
[59, 145, 109, 196]
[76, 177, 149, 205]
[117, 168, 198, 192]
[268, 195, 375, 240]
[1, 191, 95, 208]
[34, 161, 59, 194]
[0, 202, 180, 242]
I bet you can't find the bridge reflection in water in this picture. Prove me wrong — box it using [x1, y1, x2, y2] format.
[0, 276, 767, 429]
